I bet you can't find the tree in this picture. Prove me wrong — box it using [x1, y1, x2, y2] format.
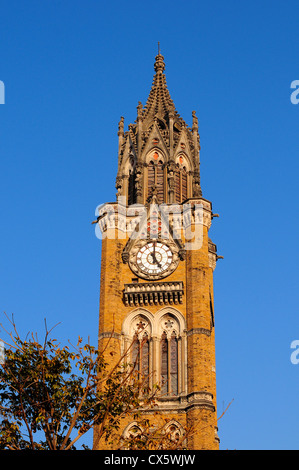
[0, 314, 233, 450]
[0, 314, 157, 450]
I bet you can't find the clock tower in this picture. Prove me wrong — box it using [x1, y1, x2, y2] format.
[93, 49, 221, 450]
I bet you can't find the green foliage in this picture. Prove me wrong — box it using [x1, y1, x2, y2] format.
[0, 315, 155, 450]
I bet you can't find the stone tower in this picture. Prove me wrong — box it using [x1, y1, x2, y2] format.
[93, 49, 221, 450]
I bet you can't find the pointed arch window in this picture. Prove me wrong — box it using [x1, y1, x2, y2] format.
[160, 329, 179, 396]
[128, 169, 136, 205]
[175, 164, 188, 203]
[132, 331, 150, 383]
[170, 332, 178, 395]
[161, 332, 168, 395]
[132, 333, 140, 372]
[122, 310, 186, 399]
[128, 156, 136, 205]
[181, 167, 187, 201]
[147, 153, 165, 202]
[148, 161, 155, 197]
[121, 422, 143, 449]
[163, 421, 186, 449]
[156, 160, 164, 202]
[141, 332, 150, 385]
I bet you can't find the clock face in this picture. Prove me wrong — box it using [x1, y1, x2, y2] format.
[129, 239, 179, 280]
[137, 241, 173, 275]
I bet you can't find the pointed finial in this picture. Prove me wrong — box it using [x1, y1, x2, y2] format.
[137, 101, 143, 117]
[154, 43, 165, 73]
[192, 110, 198, 130]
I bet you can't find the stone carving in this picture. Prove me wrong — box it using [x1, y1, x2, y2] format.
[123, 281, 184, 306]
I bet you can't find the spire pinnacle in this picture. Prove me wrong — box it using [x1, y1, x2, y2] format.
[154, 48, 165, 73]
[142, 48, 178, 124]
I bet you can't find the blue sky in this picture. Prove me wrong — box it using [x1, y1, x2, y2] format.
[0, 0, 299, 450]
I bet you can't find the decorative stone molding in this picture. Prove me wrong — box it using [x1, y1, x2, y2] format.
[158, 313, 180, 338]
[123, 281, 184, 306]
[208, 238, 217, 271]
[185, 391, 215, 411]
[187, 327, 211, 337]
[98, 331, 121, 341]
[140, 391, 215, 413]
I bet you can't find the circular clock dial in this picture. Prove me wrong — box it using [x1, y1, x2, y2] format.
[136, 241, 173, 276]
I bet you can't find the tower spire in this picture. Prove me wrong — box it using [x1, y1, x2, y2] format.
[116, 50, 202, 205]
[95, 51, 220, 452]
[142, 48, 176, 124]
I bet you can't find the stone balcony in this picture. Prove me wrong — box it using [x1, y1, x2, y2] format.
[123, 281, 184, 307]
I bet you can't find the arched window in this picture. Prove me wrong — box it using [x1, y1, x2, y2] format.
[120, 422, 143, 449]
[175, 164, 181, 203]
[168, 423, 181, 443]
[170, 332, 178, 395]
[132, 330, 150, 381]
[181, 167, 187, 201]
[147, 152, 165, 202]
[128, 169, 136, 205]
[162, 421, 186, 449]
[175, 155, 188, 203]
[158, 314, 180, 397]
[132, 333, 140, 372]
[148, 161, 155, 196]
[127, 155, 136, 205]
[121, 308, 186, 398]
[160, 330, 178, 396]
[141, 332, 150, 385]
[161, 332, 168, 395]
[175, 164, 188, 203]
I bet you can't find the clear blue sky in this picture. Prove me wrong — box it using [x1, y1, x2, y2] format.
[1, 0, 299, 450]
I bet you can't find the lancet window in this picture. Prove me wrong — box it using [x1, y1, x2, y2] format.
[160, 324, 179, 396]
[122, 309, 186, 398]
[131, 323, 150, 380]
[175, 155, 188, 203]
[147, 152, 165, 202]
[127, 155, 136, 205]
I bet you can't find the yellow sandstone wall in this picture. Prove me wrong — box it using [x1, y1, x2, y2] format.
[93, 216, 219, 450]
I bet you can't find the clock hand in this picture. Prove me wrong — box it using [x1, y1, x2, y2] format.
[152, 241, 162, 268]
